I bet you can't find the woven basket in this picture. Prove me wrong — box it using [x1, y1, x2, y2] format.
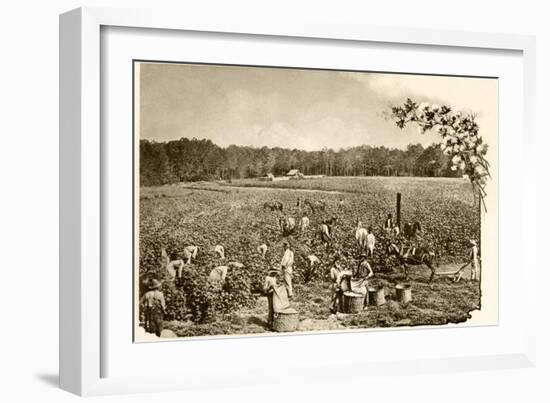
[395, 283, 412, 305]
[368, 286, 386, 307]
[273, 308, 299, 332]
[342, 292, 365, 313]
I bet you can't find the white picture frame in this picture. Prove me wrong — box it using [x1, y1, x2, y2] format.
[60, 6, 537, 396]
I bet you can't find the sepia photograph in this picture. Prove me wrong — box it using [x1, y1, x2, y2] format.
[134, 61, 497, 341]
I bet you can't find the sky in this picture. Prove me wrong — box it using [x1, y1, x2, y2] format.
[137, 62, 497, 151]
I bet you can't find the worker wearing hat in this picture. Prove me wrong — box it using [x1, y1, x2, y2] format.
[329, 253, 351, 313]
[454, 239, 480, 282]
[263, 266, 290, 329]
[140, 278, 166, 337]
[352, 253, 374, 308]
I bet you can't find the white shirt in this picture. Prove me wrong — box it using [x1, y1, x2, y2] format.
[307, 254, 320, 265]
[183, 245, 198, 260]
[166, 259, 184, 278]
[367, 233, 376, 247]
[281, 249, 294, 270]
[214, 244, 225, 259]
[257, 244, 268, 256]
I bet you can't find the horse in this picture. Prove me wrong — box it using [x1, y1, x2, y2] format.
[279, 216, 296, 236]
[263, 201, 283, 212]
[304, 199, 326, 214]
[355, 219, 368, 251]
[387, 242, 439, 283]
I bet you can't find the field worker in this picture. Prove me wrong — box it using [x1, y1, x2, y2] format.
[209, 265, 230, 284]
[263, 267, 291, 329]
[402, 222, 422, 258]
[304, 253, 321, 283]
[329, 254, 352, 313]
[319, 221, 332, 246]
[366, 227, 376, 258]
[214, 244, 225, 260]
[279, 216, 296, 235]
[299, 213, 310, 232]
[257, 243, 268, 259]
[140, 278, 166, 337]
[166, 252, 185, 280]
[183, 245, 198, 264]
[392, 225, 400, 237]
[352, 254, 374, 308]
[469, 240, 480, 281]
[454, 240, 480, 282]
[161, 249, 182, 279]
[384, 214, 393, 232]
[280, 241, 295, 299]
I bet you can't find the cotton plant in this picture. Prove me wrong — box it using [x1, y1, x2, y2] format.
[390, 98, 490, 211]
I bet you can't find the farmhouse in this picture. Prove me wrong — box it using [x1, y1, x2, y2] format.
[259, 172, 289, 182]
[286, 169, 304, 178]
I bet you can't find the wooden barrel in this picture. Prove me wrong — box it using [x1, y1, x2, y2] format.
[368, 286, 386, 306]
[342, 292, 365, 313]
[395, 283, 412, 305]
[273, 308, 299, 332]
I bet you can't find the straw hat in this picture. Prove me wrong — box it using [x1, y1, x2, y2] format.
[469, 239, 477, 246]
[149, 279, 162, 290]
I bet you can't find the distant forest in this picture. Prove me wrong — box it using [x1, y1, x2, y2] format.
[140, 137, 461, 186]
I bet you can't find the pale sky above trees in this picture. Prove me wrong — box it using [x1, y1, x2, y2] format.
[137, 62, 497, 151]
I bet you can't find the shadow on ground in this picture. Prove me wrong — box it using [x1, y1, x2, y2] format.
[35, 373, 59, 388]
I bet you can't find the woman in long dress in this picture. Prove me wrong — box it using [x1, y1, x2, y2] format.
[329, 254, 352, 313]
[263, 268, 291, 329]
[351, 254, 374, 308]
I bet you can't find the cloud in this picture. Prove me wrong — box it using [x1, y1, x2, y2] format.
[139, 63, 497, 151]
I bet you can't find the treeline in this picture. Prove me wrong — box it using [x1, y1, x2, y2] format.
[140, 137, 460, 186]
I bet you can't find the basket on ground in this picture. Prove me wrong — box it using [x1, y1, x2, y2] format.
[368, 286, 386, 306]
[395, 283, 412, 305]
[273, 308, 299, 332]
[342, 292, 365, 313]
